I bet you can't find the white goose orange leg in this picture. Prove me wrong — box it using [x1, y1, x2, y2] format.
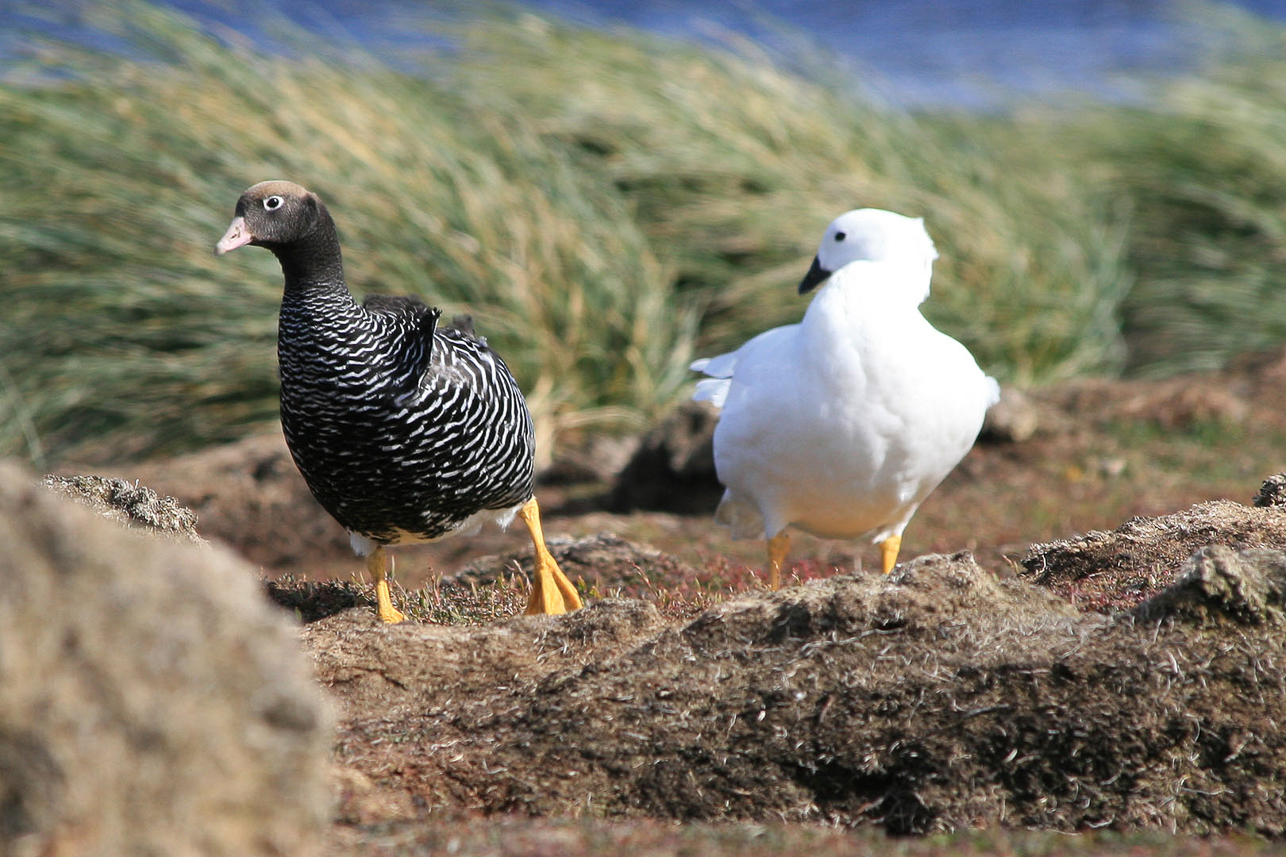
[519, 497, 583, 615]
[879, 534, 902, 575]
[766, 531, 791, 590]
[368, 545, 407, 624]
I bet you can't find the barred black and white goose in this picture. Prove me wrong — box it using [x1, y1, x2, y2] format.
[216, 180, 582, 621]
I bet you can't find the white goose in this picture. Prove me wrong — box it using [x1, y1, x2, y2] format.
[692, 209, 1000, 587]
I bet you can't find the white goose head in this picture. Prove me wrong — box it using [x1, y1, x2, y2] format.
[798, 208, 939, 296]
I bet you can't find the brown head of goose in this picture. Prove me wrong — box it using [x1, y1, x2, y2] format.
[217, 180, 581, 621]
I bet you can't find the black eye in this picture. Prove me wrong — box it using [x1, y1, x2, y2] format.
[263, 196, 283, 211]
[834, 231, 846, 241]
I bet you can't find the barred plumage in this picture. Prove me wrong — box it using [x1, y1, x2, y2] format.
[217, 180, 582, 621]
[278, 299, 534, 543]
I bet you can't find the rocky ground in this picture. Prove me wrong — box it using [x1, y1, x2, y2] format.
[19, 347, 1286, 855]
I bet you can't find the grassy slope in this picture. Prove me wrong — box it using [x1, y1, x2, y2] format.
[3, 2, 1286, 466]
[1099, 43, 1286, 375]
[451, 18, 1132, 379]
[1, 3, 685, 465]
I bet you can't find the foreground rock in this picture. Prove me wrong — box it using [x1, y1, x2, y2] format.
[305, 550, 1285, 836]
[0, 462, 332, 856]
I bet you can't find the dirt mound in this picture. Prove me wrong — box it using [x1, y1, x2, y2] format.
[1021, 499, 1286, 611]
[105, 430, 349, 570]
[305, 598, 667, 722]
[305, 550, 1286, 837]
[41, 473, 204, 543]
[0, 461, 332, 856]
[609, 400, 722, 513]
[1135, 545, 1286, 626]
[454, 533, 696, 591]
[1254, 474, 1286, 508]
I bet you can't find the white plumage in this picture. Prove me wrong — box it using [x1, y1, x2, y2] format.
[692, 209, 999, 585]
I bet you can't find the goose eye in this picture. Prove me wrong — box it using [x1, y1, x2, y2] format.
[833, 231, 846, 242]
[263, 196, 284, 211]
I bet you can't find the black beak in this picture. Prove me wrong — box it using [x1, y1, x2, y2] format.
[797, 255, 832, 294]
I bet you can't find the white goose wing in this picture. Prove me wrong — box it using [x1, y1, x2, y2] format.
[690, 324, 800, 411]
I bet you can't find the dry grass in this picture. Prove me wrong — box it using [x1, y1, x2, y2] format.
[451, 16, 1132, 380]
[333, 816, 1279, 857]
[5, 1, 1286, 473]
[2, 2, 687, 465]
[1083, 5, 1286, 376]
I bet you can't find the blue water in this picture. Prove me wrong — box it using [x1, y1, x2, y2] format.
[505, 0, 1286, 106]
[14, 0, 1286, 107]
[520, 0, 1200, 106]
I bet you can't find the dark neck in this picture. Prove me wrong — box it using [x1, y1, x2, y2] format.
[271, 207, 348, 295]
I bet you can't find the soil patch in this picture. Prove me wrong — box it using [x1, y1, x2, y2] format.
[42, 350, 1286, 850]
[304, 549, 1286, 837]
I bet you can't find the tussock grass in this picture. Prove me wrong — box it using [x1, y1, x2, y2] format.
[2, 2, 686, 465]
[451, 17, 1132, 380]
[1085, 8, 1286, 376]
[4, 2, 1286, 465]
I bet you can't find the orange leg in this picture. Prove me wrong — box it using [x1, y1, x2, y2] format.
[368, 545, 406, 624]
[766, 531, 791, 590]
[519, 497, 583, 615]
[879, 534, 902, 575]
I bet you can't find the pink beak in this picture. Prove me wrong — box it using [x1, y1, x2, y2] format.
[215, 216, 253, 255]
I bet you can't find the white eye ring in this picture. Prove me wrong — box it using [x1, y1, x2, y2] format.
[263, 196, 283, 211]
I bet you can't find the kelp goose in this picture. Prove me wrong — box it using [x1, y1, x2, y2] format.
[217, 181, 581, 622]
[691, 208, 999, 587]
